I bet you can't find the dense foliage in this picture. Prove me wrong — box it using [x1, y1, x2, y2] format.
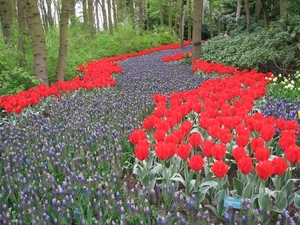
[202, 15, 300, 75]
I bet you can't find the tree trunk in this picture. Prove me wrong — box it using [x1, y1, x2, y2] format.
[245, 0, 250, 29]
[69, 0, 76, 27]
[25, 0, 49, 85]
[280, 0, 286, 18]
[95, 0, 100, 30]
[146, 1, 150, 30]
[39, 0, 49, 29]
[116, 0, 125, 23]
[0, 0, 12, 44]
[187, 0, 192, 41]
[138, 0, 143, 36]
[107, 0, 114, 35]
[88, 0, 95, 36]
[82, 0, 88, 26]
[168, 0, 172, 28]
[130, 0, 135, 31]
[112, 0, 117, 27]
[257, 0, 262, 20]
[218, 5, 221, 35]
[46, 0, 54, 28]
[192, 0, 203, 60]
[179, 0, 184, 47]
[159, 0, 163, 26]
[101, 0, 108, 30]
[56, 0, 70, 81]
[17, 0, 27, 67]
[209, 0, 213, 38]
[236, 0, 242, 22]
[260, 0, 269, 29]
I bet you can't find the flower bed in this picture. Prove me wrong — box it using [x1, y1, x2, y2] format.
[130, 51, 300, 224]
[0, 43, 299, 224]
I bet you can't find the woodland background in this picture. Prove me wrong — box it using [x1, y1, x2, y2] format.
[0, 0, 299, 95]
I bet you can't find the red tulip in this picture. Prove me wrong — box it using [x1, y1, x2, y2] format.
[285, 145, 300, 164]
[211, 161, 229, 178]
[254, 147, 270, 162]
[188, 133, 202, 147]
[165, 133, 180, 144]
[238, 156, 253, 174]
[250, 137, 265, 152]
[129, 129, 146, 144]
[272, 157, 288, 175]
[154, 142, 175, 160]
[211, 143, 227, 160]
[134, 144, 149, 161]
[188, 154, 204, 171]
[278, 135, 296, 151]
[256, 161, 274, 180]
[259, 125, 276, 142]
[236, 134, 249, 148]
[232, 147, 247, 162]
[218, 128, 233, 144]
[201, 140, 213, 157]
[176, 143, 192, 160]
[153, 130, 166, 142]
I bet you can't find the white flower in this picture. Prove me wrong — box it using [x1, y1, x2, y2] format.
[273, 77, 278, 82]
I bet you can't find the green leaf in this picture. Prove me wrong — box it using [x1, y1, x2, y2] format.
[233, 178, 244, 197]
[205, 205, 220, 219]
[242, 183, 253, 199]
[276, 191, 288, 210]
[216, 190, 227, 206]
[149, 164, 162, 176]
[261, 193, 270, 211]
[193, 191, 206, 205]
[186, 179, 196, 194]
[200, 180, 218, 189]
[294, 193, 300, 208]
[284, 179, 295, 196]
[171, 173, 186, 186]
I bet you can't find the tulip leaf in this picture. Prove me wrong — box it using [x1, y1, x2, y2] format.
[187, 179, 196, 194]
[294, 193, 300, 208]
[149, 164, 162, 176]
[205, 204, 220, 219]
[193, 191, 206, 205]
[242, 183, 253, 199]
[261, 193, 270, 211]
[216, 190, 226, 205]
[284, 179, 295, 196]
[276, 191, 287, 210]
[287, 193, 295, 206]
[171, 173, 186, 187]
[200, 180, 218, 189]
[233, 178, 244, 197]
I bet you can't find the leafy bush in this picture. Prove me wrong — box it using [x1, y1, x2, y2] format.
[0, 63, 41, 96]
[202, 15, 300, 75]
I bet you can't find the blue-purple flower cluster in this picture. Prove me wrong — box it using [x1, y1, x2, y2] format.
[258, 96, 300, 125]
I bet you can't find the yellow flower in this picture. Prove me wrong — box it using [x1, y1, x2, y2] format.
[298, 110, 300, 118]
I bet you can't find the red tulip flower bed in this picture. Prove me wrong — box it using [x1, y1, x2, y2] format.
[130, 50, 300, 220]
[0, 42, 192, 115]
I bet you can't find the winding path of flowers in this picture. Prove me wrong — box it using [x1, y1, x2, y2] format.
[0, 43, 299, 224]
